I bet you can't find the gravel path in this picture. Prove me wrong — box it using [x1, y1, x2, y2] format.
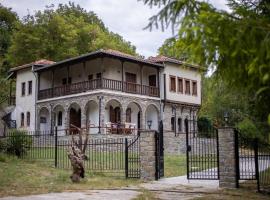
[0, 176, 219, 200]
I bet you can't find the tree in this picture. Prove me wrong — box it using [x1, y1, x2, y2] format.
[141, 0, 270, 126]
[6, 2, 137, 67]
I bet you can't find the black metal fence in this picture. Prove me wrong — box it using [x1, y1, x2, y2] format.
[186, 118, 219, 180]
[235, 129, 270, 192]
[1, 128, 140, 178]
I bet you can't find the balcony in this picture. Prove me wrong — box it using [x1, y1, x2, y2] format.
[38, 78, 159, 100]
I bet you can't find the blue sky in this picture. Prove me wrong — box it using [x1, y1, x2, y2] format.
[1, 0, 228, 57]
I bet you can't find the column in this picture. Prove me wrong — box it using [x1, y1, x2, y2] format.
[140, 131, 156, 180]
[218, 127, 238, 188]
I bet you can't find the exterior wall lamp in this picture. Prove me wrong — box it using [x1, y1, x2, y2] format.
[147, 120, 152, 130]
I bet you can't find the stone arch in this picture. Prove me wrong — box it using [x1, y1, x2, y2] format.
[68, 102, 81, 129]
[126, 101, 143, 130]
[53, 105, 65, 135]
[85, 100, 99, 133]
[105, 99, 123, 124]
[38, 107, 50, 133]
[145, 104, 159, 130]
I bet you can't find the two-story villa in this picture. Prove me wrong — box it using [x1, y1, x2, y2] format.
[7, 49, 203, 135]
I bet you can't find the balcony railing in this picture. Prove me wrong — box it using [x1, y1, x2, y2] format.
[38, 78, 159, 100]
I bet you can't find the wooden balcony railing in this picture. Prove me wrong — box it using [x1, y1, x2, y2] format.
[38, 78, 159, 100]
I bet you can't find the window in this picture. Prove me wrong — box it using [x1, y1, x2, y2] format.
[149, 75, 156, 87]
[96, 73, 101, 79]
[40, 117, 47, 123]
[21, 82, 25, 96]
[26, 112, 30, 127]
[58, 111, 62, 126]
[185, 80, 190, 95]
[170, 76, 176, 92]
[178, 78, 183, 93]
[178, 118, 182, 132]
[21, 113, 24, 127]
[88, 74, 93, 80]
[192, 81, 197, 96]
[28, 81, 32, 95]
[62, 77, 72, 85]
[125, 72, 136, 83]
[171, 117, 175, 131]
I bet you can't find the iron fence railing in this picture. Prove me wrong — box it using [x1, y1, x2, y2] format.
[1, 128, 140, 178]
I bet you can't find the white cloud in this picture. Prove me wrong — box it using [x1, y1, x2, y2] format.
[1, 0, 227, 57]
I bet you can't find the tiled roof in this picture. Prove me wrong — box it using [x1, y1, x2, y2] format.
[148, 55, 205, 70]
[9, 59, 55, 72]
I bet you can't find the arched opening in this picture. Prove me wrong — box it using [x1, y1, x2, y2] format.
[69, 103, 81, 130]
[53, 105, 65, 135]
[85, 100, 99, 134]
[105, 99, 122, 124]
[145, 104, 159, 130]
[39, 107, 50, 133]
[126, 102, 142, 131]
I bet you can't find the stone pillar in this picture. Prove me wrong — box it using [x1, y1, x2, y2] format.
[140, 131, 156, 181]
[218, 127, 238, 188]
[121, 105, 126, 124]
[99, 96, 105, 134]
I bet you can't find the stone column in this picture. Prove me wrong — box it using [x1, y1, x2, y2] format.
[218, 127, 238, 188]
[140, 131, 156, 181]
[99, 96, 105, 134]
[81, 111, 86, 130]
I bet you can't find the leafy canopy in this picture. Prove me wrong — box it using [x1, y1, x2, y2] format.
[141, 0, 270, 124]
[6, 2, 137, 67]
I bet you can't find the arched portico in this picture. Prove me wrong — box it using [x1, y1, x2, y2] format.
[85, 100, 99, 134]
[145, 104, 159, 130]
[126, 102, 142, 130]
[68, 102, 81, 129]
[53, 105, 65, 135]
[38, 107, 50, 133]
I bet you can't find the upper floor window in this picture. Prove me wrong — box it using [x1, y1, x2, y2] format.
[28, 81, 32, 95]
[192, 81, 197, 96]
[96, 73, 101, 79]
[26, 112, 30, 127]
[149, 75, 156, 87]
[171, 117, 175, 131]
[178, 78, 183, 93]
[58, 111, 62, 126]
[125, 72, 136, 83]
[170, 76, 176, 92]
[185, 80, 190, 95]
[88, 74, 93, 80]
[21, 112, 24, 127]
[21, 82, 25, 96]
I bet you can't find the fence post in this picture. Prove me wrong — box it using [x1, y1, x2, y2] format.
[54, 126, 58, 168]
[254, 138, 260, 192]
[125, 138, 128, 178]
[218, 127, 238, 188]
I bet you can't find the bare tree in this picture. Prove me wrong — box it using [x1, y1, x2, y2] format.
[67, 124, 89, 182]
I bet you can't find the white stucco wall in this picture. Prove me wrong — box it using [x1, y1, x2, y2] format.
[15, 68, 36, 131]
[162, 63, 202, 105]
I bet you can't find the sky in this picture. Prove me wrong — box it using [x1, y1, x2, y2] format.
[1, 0, 228, 57]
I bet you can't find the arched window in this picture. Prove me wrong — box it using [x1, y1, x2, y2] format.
[26, 112, 30, 127]
[178, 118, 182, 133]
[21, 113, 24, 127]
[171, 117, 175, 131]
[58, 111, 62, 126]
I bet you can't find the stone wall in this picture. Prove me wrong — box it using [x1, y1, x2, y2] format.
[140, 131, 156, 180]
[164, 131, 186, 154]
[218, 127, 237, 188]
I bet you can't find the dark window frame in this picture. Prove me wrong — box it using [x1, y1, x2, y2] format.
[21, 112, 24, 127]
[178, 78, 183, 93]
[185, 79, 191, 95]
[192, 81, 197, 96]
[58, 111, 62, 126]
[21, 82, 25, 96]
[26, 112, 30, 127]
[28, 81, 32, 95]
[170, 76, 176, 92]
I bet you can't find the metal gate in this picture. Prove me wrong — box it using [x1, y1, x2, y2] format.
[185, 118, 219, 180]
[155, 121, 164, 180]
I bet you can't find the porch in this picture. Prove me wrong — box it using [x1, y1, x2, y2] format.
[38, 78, 159, 100]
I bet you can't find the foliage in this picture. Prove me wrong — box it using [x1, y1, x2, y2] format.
[236, 117, 263, 140]
[197, 117, 213, 138]
[6, 2, 136, 67]
[141, 0, 270, 126]
[5, 130, 32, 158]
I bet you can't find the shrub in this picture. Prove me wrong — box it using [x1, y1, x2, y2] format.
[0, 138, 8, 152]
[6, 130, 32, 158]
[197, 117, 214, 138]
[236, 118, 263, 141]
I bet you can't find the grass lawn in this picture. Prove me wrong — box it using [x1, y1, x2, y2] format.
[164, 154, 187, 177]
[0, 153, 141, 197]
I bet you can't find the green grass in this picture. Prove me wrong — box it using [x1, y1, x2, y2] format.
[164, 154, 187, 177]
[0, 153, 141, 197]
